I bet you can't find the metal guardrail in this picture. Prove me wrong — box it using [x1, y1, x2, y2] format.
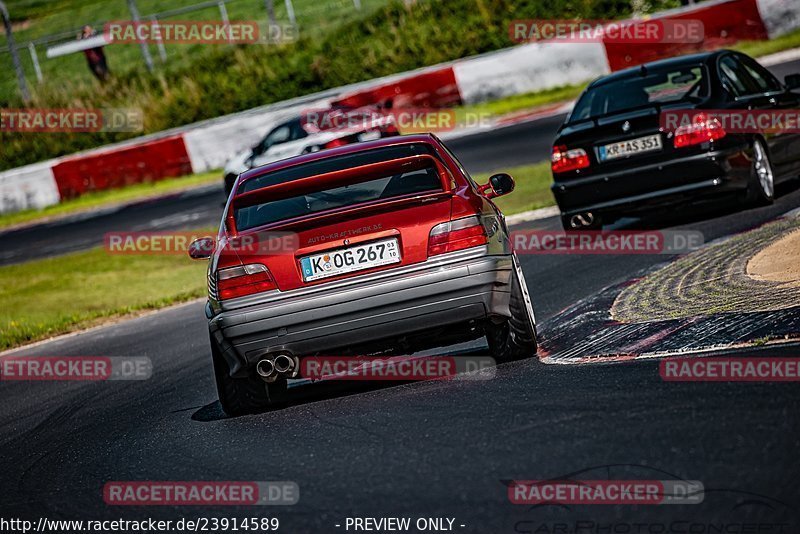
[1, 0, 366, 90]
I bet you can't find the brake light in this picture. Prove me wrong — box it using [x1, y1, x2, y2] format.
[551, 145, 590, 173]
[428, 216, 488, 256]
[324, 137, 349, 149]
[673, 113, 726, 148]
[217, 264, 276, 300]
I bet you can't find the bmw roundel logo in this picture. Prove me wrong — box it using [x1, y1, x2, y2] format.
[622, 121, 631, 132]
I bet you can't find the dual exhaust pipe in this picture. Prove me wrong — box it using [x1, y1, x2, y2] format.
[569, 212, 595, 229]
[256, 353, 296, 382]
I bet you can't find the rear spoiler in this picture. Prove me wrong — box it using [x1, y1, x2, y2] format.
[231, 154, 453, 211]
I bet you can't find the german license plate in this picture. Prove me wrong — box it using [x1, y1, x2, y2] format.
[300, 238, 400, 282]
[599, 134, 662, 161]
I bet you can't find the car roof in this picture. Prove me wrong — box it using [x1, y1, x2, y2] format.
[238, 133, 440, 185]
[589, 50, 729, 88]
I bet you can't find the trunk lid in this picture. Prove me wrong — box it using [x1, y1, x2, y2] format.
[227, 153, 454, 291]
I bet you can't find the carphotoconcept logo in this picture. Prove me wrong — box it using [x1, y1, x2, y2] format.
[103, 481, 299, 505]
[0, 108, 143, 132]
[0, 356, 151, 381]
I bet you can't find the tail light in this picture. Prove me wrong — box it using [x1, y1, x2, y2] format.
[551, 145, 590, 173]
[673, 113, 726, 148]
[324, 137, 349, 149]
[217, 264, 276, 300]
[428, 216, 488, 256]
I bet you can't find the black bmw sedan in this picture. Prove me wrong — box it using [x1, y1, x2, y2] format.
[551, 50, 800, 230]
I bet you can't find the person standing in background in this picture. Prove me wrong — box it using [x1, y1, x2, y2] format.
[79, 25, 110, 82]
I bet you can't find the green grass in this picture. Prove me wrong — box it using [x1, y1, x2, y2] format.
[0, 0, 395, 102]
[0, 169, 220, 230]
[733, 27, 800, 58]
[0, 160, 555, 350]
[0, 246, 208, 350]
[456, 84, 584, 119]
[0, 0, 682, 171]
[476, 161, 555, 214]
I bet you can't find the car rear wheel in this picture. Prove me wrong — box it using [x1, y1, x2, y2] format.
[486, 254, 538, 363]
[745, 139, 775, 206]
[211, 341, 287, 416]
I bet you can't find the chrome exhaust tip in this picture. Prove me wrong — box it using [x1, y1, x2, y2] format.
[256, 358, 275, 378]
[570, 212, 595, 228]
[274, 354, 294, 374]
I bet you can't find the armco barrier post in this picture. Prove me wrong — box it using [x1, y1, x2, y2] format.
[264, 0, 277, 26]
[127, 0, 154, 72]
[0, 0, 31, 102]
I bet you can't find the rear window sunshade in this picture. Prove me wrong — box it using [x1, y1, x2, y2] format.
[234, 145, 444, 230]
[239, 143, 438, 193]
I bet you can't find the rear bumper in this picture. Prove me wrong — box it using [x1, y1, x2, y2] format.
[208, 246, 513, 376]
[552, 144, 752, 219]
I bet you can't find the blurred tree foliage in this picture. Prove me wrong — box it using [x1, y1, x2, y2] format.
[0, 0, 680, 170]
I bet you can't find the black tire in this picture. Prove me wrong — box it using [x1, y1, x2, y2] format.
[561, 212, 602, 231]
[211, 341, 287, 416]
[487, 254, 538, 363]
[744, 139, 775, 206]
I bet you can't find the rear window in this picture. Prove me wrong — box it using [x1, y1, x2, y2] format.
[570, 65, 708, 123]
[234, 143, 444, 230]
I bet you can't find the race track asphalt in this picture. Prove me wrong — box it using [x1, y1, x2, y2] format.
[1, 58, 800, 533]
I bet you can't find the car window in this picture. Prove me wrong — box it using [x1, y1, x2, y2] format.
[570, 66, 707, 122]
[235, 166, 442, 230]
[719, 57, 748, 97]
[289, 120, 309, 140]
[719, 55, 774, 97]
[265, 125, 291, 146]
[438, 141, 476, 187]
[739, 56, 783, 93]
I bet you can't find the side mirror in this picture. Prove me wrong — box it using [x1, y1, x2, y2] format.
[785, 74, 800, 90]
[480, 173, 515, 198]
[188, 237, 215, 260]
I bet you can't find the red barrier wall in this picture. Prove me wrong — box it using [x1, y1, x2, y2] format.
[604, 0, 769, 71]
[332, 67, 462, 110]
[52, 135, 192, 199]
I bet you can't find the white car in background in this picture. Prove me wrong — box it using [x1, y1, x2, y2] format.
[223, 107, 399, 196]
